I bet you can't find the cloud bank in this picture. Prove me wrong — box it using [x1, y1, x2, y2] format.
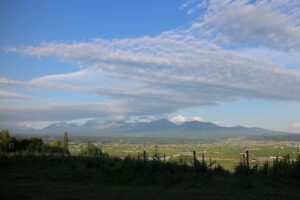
[189, 0, 300, 50]
[1, 0, 300, 125]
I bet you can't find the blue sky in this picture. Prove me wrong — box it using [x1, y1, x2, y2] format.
[0, 0, 300, 132]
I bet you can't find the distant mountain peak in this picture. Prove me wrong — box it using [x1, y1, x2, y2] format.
[6, 118, 291, 139]
[149, 119, 175, 124]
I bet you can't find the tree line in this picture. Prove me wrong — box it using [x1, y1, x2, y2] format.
[0, 129, 69, 154]
[1, 129, 300, 179]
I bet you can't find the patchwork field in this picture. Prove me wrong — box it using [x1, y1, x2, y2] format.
[69, 140, 300, 171]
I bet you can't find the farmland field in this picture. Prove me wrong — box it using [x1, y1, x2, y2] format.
[68, 139, 300, 171]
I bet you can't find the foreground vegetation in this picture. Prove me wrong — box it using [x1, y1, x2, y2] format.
[1, 129, 300, 199]
[96, 140, 300, 170]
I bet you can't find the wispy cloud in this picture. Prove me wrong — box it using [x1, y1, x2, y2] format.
[0, 102, 123, 122]
[1, 0, 300, 124]
[189, 0, 300, 50]
[0, 89, 28, 99]
[293, 122, 300, 129]
[6, 33, 300, 102]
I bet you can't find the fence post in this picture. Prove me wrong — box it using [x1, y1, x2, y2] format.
[242, 153, 246, 165]
[193, 150, 197, 167]
[143, 150, 147, 163]
[246, 150, 249, 168]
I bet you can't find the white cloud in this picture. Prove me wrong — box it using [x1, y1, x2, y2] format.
[190, 0, 300, 50]
[20, 121, 56, 129]
[0, 98, 195, 122]
[2, 33, 300, 122]
[2, 1, 300, 124]
[170, 115, 188, 123]
[180, 0, 207, 15]
[193, 116, 203, 122]
[0, 89, 28, 99]
[5, 34, 300, 102]
[170, 115, 203, 124]
[293, 122, 300, 129]
[238, 47, 300, 70]
[0, 103, 117, 122]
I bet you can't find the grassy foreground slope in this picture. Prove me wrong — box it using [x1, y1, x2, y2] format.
[1, 131, 300, 200]
[1, 153, 300, 200]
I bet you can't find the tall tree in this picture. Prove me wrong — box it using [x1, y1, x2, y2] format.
[63, 132, 69, 155]
[52, 140, 63, 153]
[0, 129, 13, 152]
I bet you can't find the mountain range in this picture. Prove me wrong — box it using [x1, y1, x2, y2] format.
[4, 119, 294, 140]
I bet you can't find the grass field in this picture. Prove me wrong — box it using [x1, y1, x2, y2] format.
[70, 140, 300, 171]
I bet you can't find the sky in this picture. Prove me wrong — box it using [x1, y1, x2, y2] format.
[0, 0, 300, 132]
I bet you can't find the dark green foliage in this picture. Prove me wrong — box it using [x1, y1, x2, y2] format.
[0, 129, 14, 152]
[234, 162, 255, 175]
[79, 142, 104, 158]
[15, 138, 44, 153]
[63, 132, 69, 155]
[1, 132, 300, 199]
[0, 130, 64, 154]
[234, 154, 300, 180]
[1, 153, 300, 200]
